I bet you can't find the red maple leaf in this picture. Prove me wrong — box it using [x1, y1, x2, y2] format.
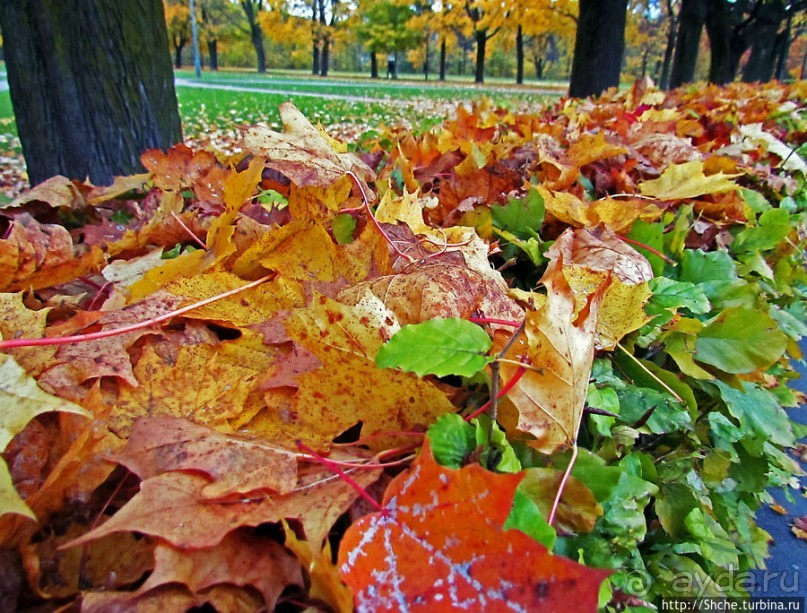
[338, 441, 610, 612]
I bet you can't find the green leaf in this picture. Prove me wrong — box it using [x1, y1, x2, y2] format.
[110, 209, 134, 225]
[427, 414, 475, 469]
[741, 188, 772, 213]
[656, 483, 699, 538]
[615, 386, 692, 434]
[504, 489, 557, 548]
[473, 414, 520, 472]
[714, 381, 794, 447]
[646, 277, 711, 319]
[695, 307, 787, 374]
[331, 213, 357, 245]
[628, 220, 666, 276]
[684, 508, 740, 570]
[677, 249, 758, 309]
[491, 187, 544, 239]
[376, 318, 492, 377]
[731, 208, 792, 253]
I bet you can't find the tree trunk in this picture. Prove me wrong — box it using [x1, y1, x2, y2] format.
[516, 24, 524, 84]
[568, 0, 628, 98]
[370, 52, 379, 78]
[320, 37, 330, 76]
[423, 36, 430, 81]
[474, 29, 487, 84]
[742, 0, 786, 82]
[207, 39, 218, 71]
[241, 1, 266, 73]
[669, 0, 706, 88]
[0, 0, 183, 186]
[659, 0, 678, 90]
[535, 58, 544, 80]
[174, 41, 185, 69]
[439, 38, 447, 81]
[704, 0, 734, 84]
[774, 9, 792, 80]
[312, 42, 320, 75]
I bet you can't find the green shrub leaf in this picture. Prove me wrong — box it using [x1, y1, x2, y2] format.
[375, 317, 493, 377]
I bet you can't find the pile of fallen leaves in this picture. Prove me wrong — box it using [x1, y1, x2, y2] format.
[0, 80, 805, 611]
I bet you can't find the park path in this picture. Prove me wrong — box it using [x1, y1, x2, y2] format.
[174, 77, 404, 105]
[173, 76, 562, 103]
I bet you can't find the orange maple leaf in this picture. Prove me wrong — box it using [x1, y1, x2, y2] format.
[338, 441, 610, 612]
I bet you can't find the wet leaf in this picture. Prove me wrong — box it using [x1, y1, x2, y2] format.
[338, 442, 610, 612]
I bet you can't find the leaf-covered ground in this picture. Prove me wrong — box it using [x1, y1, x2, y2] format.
[0, 80, 805, 612]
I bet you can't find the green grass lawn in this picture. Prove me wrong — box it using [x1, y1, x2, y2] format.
[0, 68, 559, 197]
[0, 68, 559, 143]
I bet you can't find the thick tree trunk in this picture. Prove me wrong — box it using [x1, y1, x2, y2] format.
[659, 0, 678, 90]
[241, 1, 266, 73]
[774, 9, 792, 80]
[516, 24, 524, 84]
[174, 42, 185, 69]
[0, 0, 183, 186]
[250, 25, 266, 73]
[535, 58, 544, 80]
[568, 0, 628, 98]
[474, 29, 487, 84]
[742, 1, 787, 82]
[370, 52, 379, 79]
[704, 0, 734, 84]
[439, 38, 447, 81]
[669, 0, 706, 88]
[312, 42, 320, 75]
[320, 37, 330, 76]
[207, 39, 218, 71]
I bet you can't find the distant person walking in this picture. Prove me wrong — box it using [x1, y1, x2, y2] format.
[387, 54, 396, 79]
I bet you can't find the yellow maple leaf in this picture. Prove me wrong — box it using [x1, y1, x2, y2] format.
[639, 160, 741, 200]
[0, 354, 89, 519]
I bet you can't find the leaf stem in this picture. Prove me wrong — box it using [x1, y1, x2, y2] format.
[615, 342, 684, 403]
[465, 364, 527, 422]
[618, 235, 676, 266]
[469, 316, 521, 328]
[548, 442, 577, 527]
[296, 440, 384, 512]
[346, 170, 415, 264]
[0, 274, 273, 350]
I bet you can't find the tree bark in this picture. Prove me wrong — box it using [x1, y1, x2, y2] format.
[704, 0, 734, 84]
[659, 0, 678, 89]
[742, 0, 787, 82]
[568, 0, 628, 98]
[439, 38, 447, 81]
[474, 29, 487, 84]
[207, 39, 219, 71]
[320, 37, 330, 76]
[516, 24, 524, 84]
[0, 0, 183, 186]
[240, 0, 266, 73]
[174, 41, 186, 69]
[370, 52, 379, 78]
[669, 0, 706, 88]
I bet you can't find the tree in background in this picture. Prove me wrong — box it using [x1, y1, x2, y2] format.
[669, 0, 806, 88]
[165, 0, 192, 68]
[569, 0, 628, 97]
[355, 0, 420, 79]
[199, 0, 240, 70]
[240, 0, 267, 72]
[517, 0, 576, 82]
[0, 0, 182, 186]
[462, 0, 509, 83]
